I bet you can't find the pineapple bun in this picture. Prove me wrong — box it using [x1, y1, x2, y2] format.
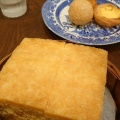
[69, 0, 93, 25]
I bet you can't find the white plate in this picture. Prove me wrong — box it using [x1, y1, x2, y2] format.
[42, 0, 120, 45]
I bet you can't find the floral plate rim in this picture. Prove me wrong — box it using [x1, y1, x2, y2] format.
[42, 0, 120, 45]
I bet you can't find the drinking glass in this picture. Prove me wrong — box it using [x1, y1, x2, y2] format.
[0, 0, 27, 18]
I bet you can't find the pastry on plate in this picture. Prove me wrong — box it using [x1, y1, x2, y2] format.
[94, 3, 120, 27]
[69, 0, 93, 25]
[87, 0, 97, 8]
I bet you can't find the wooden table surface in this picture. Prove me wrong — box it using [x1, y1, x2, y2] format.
[0, 0, 120, 118]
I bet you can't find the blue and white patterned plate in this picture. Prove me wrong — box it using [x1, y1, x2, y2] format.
[42, 0, 120, 45]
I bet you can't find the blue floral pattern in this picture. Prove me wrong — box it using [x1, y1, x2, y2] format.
[42, 0, 120, 45]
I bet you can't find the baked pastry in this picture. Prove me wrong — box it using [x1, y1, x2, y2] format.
[0, 38, 108, 119]
[87, 0, 97, 8]
[94, 3, 120, 27]
[69, 0, 93, 25]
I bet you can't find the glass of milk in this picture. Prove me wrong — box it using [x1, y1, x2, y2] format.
[0, 0, 27, 18]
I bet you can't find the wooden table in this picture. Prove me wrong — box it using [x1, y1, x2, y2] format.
[0, 0, 120, 118]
